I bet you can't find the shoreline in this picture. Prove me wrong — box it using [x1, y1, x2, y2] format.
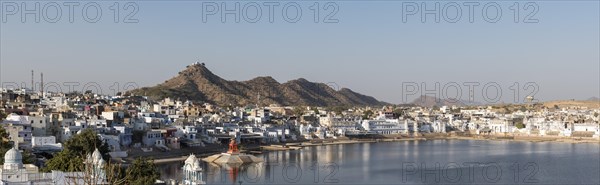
[148, 135, 598, 164]
[152, 151, 222, 164]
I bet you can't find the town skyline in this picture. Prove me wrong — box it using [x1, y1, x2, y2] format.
[1, 1, 599, 104]
[1, 1, 598, 184]
[1, 63, 598, 106]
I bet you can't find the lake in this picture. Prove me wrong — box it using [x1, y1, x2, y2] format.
[158, 140, 600, 184]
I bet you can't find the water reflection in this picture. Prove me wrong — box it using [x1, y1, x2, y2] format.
[159, 140, 600, 184]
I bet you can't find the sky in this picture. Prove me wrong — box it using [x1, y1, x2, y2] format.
[1, 0, 599, 104]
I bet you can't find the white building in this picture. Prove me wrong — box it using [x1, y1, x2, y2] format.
[488, 119, 512, 134]
[32, 136, 62, 150]
[113, 126, 133, 147]
[361, 118, 405, 135]
[573, 123, 599, 132]
[319, 116, 359, 127]
[180, 126, 199, 140]
[0, 147, 49, 184]
[0, 147, 107, 184]
[247, 108, 270, 124]
[319, 115, 361, 136]
[182, 154, 205, 185]
[143, 130, 164, 147]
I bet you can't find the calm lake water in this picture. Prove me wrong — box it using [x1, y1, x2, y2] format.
[158, 140, 600, 184]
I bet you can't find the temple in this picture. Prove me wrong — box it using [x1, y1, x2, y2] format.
[182, 154, 205, 185]
[0, 147, 106, 184]
[227, 139, 239, 154]
[202, 138, 262, 165]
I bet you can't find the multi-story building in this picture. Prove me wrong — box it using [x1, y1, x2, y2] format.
[361, 118, 405, 135]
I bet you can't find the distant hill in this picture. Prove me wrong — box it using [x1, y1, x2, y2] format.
[408, 95, 600, 108]
[127, 64, 387, 106]
[543, 99, 600, 109]
[409, 95, 483, 107]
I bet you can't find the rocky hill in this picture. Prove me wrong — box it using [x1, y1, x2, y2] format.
[128, 64, 387, 106]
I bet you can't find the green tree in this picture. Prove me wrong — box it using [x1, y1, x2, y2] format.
[43, 151, 85, 172]
[311, 107, 320, 115]
[22, 150, 36, 164]
[503, 107, 513, 114]
[329, 106, 348, 115]
[124, 157, 160, 185]
[519, 106, 527, 112]
[42, 129, 110, 172]
[293, 106, 305, 117]
[392, 108, 405, 118]
[132, 130, 145, 144]
[362, 110, 374, 120]
[1, 112, 8, 165]
[42, 129, 159, 184]
[0, 126, 11, 164]
[63, 129, 111, 160]
[513, 118, 525, 129]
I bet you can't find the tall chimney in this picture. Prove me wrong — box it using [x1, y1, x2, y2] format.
[41, 73, 44, 96]
[31, 70, 34, 91]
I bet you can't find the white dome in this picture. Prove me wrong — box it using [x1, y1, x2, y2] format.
[92, 148, 102, 160]
[4, 148, 22, 163]
[86, 148, 105, 165]
[184, 154, 197, 164]
[3, 147, 23, 170]
[184, 154, 202, 171]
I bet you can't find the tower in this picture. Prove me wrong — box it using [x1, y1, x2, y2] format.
[31, 70, 34, 91]
[40, 73, 44, 97]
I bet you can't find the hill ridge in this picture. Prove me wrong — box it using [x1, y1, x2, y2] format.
[128, 64, 387, 106]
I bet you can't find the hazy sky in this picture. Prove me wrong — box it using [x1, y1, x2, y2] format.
[1, 1, 599, 104]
